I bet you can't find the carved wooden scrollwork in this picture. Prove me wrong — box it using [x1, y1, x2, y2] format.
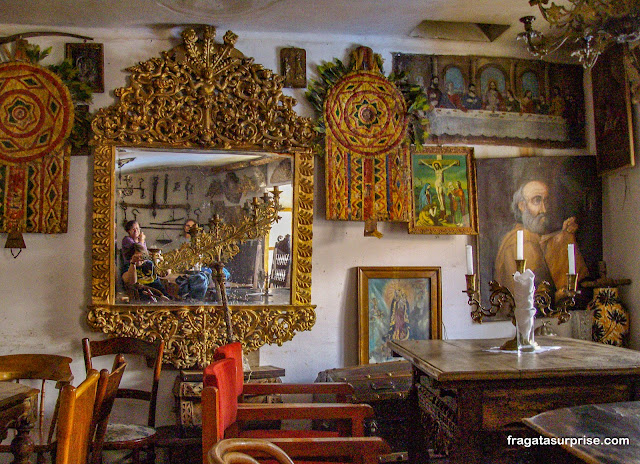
[89, 26, 316, 368]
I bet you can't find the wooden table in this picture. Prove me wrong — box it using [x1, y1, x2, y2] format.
[523, 401, 640, 464]
[0, 381, 39, 464]
[388, 337, 640, 464]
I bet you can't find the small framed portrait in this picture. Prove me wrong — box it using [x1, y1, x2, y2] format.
[358, 266, 441, 364]
[409, 145, 478, 235]
[65, 42, 104, 93]
[280, 47, 306, 88]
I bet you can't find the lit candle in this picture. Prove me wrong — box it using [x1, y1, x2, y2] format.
[466, 245, 474, 275]
[516, 230, 524, 260]
[568, 244, 576, 275]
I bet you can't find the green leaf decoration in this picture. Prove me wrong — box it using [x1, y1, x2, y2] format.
[21, 42, 94, 154]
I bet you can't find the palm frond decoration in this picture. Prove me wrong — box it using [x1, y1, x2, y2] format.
[23, 43, 94, 153]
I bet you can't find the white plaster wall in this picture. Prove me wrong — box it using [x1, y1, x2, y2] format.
[602, 104, 640, 350]
[0, 24, 582, 429]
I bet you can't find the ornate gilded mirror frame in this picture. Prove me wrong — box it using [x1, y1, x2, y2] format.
[88, 26, 316, 368]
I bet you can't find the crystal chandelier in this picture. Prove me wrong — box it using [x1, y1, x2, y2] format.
[517, 0, 640, 68]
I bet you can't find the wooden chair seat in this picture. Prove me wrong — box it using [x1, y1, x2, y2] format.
[103, 424, 156, 446]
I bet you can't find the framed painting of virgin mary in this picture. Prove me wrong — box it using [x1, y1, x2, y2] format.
[357, 267, 441, 364]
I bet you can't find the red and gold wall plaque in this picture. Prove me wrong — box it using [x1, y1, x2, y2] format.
[0, 61, 73, 236]
[324, 50, 410, 224]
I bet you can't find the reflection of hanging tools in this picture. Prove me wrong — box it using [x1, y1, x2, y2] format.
[193, 208, 202, 223]
[117, 175, 145, 198]
[173, 181, 181, 192]
[155, 229, 173, 246]
[185, 177, 194, 200]
[163, 174, 169, 204]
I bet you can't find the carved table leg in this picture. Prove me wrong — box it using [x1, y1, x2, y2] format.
[407, 367, 430, 464]
[9, 416, 35, 464]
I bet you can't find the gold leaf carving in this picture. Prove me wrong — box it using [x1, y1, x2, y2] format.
[89, 26, 316, 368]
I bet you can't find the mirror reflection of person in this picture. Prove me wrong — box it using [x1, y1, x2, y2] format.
[177, 219, 197, 245]
[494, 179, 589, 302]
[122, 243, 169, 301]
[122, 220, 147, 263]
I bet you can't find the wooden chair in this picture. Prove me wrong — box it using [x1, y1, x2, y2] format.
[82, 337, 164, 464]
[56, 369, 101, 464]
[208, 437, 391, 464]
[214, 342, 355, 403]
[0, 354, 73, 464]
[90, 355, 128, 464]
[201, 358, 381, 464]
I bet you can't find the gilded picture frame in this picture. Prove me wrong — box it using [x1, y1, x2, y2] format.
[592, 43, 635, 175]
[409, 146, 478, 235]
[358, 266, 441, 364]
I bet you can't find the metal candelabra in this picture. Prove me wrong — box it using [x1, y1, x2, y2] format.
[464, 259, 578, 350]
[150, 186, 282, 343]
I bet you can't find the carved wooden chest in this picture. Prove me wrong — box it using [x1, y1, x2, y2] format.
[173, 365, 285, 437]
[315, 360, 412, 456]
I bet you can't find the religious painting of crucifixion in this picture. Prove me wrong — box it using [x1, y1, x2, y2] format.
[408, 145, 478, 235]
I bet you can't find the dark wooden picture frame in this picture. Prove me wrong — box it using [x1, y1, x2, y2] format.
[592, 43, 635, 175]
[65, 42, 104, 93]
[409, 145, 478, 235]
[358, 266, 441, 364]
[476, 156, 602, 320]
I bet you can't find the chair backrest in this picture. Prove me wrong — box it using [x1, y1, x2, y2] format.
[212, 342, 244, 397]
[90, 356, 127, 464]
[0, 354, 73, 444]
[209, 438, 294, 464]
[202, 358, 238, 458]
[56, 370, 100, 464]
[82, 337, 164, 427]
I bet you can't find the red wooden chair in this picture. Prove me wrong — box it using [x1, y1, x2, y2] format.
[213, 342, 354, 402]
[201, 358, 388, 464]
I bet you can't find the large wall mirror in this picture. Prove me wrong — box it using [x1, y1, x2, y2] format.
[88, 26, 316, 368]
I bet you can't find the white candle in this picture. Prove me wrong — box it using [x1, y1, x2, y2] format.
[516, 230, 524, 260]
[568, 244, 576, 275]
[466, 245, 474, 275]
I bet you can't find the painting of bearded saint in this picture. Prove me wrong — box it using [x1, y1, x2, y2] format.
[476, 156, 601, 319]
